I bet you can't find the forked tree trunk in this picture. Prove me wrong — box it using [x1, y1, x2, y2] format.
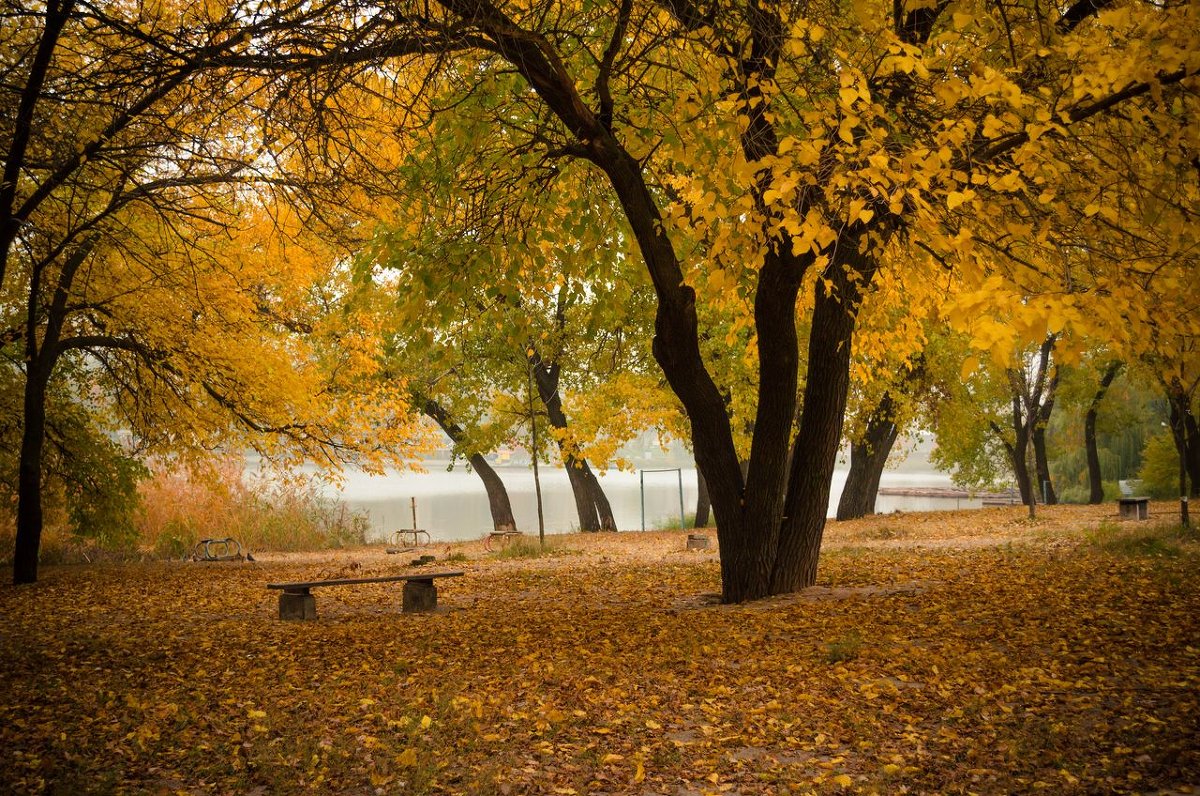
[420, 397, 517, 532]
[529, 353, 615, 532]
[769, 262, 865, 595]
[445, 4, 879, 601]
[836, 392, 899, 521]
[1086, 362, 1121, 503]
[694, 466, 710, 528]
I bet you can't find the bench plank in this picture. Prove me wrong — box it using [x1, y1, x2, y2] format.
[267, 571, 464, 591]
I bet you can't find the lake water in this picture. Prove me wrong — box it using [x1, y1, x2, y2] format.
[326, 461, 975, 543]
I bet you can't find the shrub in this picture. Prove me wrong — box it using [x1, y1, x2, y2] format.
[1138, 432, 1182, 499]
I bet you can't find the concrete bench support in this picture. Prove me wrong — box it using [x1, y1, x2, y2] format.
[402, 579, 438, 613]
[1118, 497, 1150, 520]
[279, 589, 317, 620]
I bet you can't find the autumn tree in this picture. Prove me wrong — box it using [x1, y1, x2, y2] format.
[288, 0, 1200, 600]
[0, 0, 452, 583]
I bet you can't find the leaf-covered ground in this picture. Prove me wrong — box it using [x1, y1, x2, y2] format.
[2, 505, 1198, 795]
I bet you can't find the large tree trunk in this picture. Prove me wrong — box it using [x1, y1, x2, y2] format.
[770, 257, 867, 595]
[1086, 362, 1121, 503]
[13, 366, 49, 585]
[563, 463, 601, 532]
[693, 466, 710, 528]
[580, 466, 617, 531]
[836, 392, 899, 521]
[421, 398, 517, 532]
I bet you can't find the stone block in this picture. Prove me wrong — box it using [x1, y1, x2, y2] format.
[279, 591, 316, 620]
[686, 534, 710, 550]
[403, 579, 438, 613]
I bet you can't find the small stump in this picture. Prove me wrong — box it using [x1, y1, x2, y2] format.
[686, 533, 710, 550]
[403, 579, 438, 613]
[279, 590, 316, 620]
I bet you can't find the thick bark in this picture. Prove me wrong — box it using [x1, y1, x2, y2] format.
[770, 253, 870, 595]
[1086, 362, 1121, 503]
[836, 392, 899, 521]
[693, 466, 710, 528]
[421, 398, 517, 532]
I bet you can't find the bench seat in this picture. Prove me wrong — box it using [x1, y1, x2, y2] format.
[267, 571, 464, 619]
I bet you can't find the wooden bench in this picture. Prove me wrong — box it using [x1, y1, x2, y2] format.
[266, 571, 464, 620]
[1118, 497, 1150, 520]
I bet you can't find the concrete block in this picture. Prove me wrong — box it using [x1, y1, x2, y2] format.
[403, 580, 438, 613]
[279, 591, 316, 620]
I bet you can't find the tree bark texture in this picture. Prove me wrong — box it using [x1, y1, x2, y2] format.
[421, 398, 517, 532]
[836, 391, 899, 521]
[1086, 362, 1121, 503]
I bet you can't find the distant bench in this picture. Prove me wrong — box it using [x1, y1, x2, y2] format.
[1117, 497, 1150, 521]
[266, 571, 464, 620]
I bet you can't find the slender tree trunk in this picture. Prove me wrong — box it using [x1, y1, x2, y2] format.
[1086, 362, 1121, 503]
[421, 398, 517, 532]
[468, 454, 517, 532]
[528, 353, 614, 532]
[1165, 381, 1200, 499]
[13, 366, 49, 584]
[836, 392, 899, 521]
[694, 466, 710, 528]
[11, 240, 90, 584]
[1032, 426, 1057, 505]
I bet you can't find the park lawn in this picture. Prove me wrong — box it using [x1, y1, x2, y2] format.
[1, 506, 1197, 795]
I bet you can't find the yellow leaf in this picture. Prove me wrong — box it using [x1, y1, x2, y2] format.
[396, 748, 418, 768]
[645, 719, 661, 730]
[832, 773, 853, 787]
[602, 753, 624, 764]
[420, 715, 432, 729]
[961, 356, 979, 380]
[633, 761, 646, 783]
[947, 190, 975, 210]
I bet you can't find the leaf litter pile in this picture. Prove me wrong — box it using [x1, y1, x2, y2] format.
[2, 505, 1198, 795]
